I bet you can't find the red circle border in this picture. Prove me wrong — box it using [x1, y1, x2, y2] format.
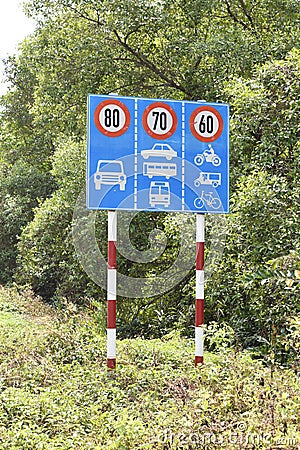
[189, 106, 223, 142]
[142, 102, 178, 140]
[94, 99, 130, 137]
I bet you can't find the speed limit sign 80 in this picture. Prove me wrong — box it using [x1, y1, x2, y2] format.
[94, 99, 130, 137]
[190, 106, 223, 142]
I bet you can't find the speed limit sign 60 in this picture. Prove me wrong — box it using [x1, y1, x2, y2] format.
[94, 99, 130, 137]
[142, 102, 178, 140]
[190, 106, 223, 142]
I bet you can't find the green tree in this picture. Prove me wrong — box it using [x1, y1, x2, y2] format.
[1, 0, 299, 355]
[226, 48, 300, 184]
[0, 160, 55, 284]
[20, 0, 300, 140]
[0, 49, 57, 282]
[204, 51, 300, 353]
[17, 139, 88, 300]
[206, 170, 299, 353]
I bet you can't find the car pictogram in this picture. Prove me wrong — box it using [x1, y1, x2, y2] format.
[141, 143, 177, 160]
[94, 160, 126, 191]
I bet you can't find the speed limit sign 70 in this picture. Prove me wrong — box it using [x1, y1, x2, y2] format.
[142, 102, 178, 140]
[190, 106, 223, 142]
[94, 99, 130, 137]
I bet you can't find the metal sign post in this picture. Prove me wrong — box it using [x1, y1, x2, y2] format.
[107, 210, 117, 369]
[195, 214, 205, 366]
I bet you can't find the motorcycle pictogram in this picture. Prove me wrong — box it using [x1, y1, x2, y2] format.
[194, 145, 221, 167]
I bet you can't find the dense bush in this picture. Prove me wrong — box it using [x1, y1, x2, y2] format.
[0, 161, 55, 284]
[206, 171, 300, 353]
[16, 139, 100, 302]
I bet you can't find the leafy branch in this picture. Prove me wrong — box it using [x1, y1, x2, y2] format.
[112, 29, 193, 98]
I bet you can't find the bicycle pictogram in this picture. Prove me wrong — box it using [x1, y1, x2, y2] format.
[194, 191, 221, 210]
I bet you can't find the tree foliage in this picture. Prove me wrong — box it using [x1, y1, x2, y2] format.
[206, 171, 300, 352]
[226, 49, 300, 183]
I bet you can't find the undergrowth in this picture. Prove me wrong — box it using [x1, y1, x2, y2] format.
[0, 286, 299, 449]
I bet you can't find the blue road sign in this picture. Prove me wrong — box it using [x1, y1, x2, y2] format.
[87, 95, 229, 213]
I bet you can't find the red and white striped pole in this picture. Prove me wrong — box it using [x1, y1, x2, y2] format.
[195, 213, 205, 366]
[107, 210, 117, 369]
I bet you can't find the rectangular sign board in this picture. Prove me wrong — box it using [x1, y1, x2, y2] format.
[87, 95, 229, 213]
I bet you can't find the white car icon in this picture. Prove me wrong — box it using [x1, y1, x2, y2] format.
[141, 143, 177, 160]
[94, 160, 126, 191]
